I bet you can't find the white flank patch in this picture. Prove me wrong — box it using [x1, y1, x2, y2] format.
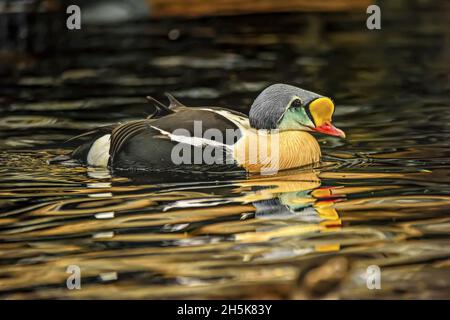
[87, 134, 111, 167]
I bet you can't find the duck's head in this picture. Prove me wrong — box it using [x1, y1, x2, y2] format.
[249, 84, 345, 138]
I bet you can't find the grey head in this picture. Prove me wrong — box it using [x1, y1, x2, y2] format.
[249, 83, 345, 138]
[249, 83, 323, 130]
[248, 83, 345, 138]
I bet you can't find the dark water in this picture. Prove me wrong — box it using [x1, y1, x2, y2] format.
[0, 5, 449, 299]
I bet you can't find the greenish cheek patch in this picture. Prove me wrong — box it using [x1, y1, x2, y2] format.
[278, 109, 314, 130]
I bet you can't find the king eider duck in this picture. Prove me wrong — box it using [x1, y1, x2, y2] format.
[68, 84, 345, 174]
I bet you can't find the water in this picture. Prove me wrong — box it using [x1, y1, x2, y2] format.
[0, 6, 449, 299]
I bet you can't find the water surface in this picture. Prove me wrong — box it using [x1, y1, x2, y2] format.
[0, 6, 449, 299]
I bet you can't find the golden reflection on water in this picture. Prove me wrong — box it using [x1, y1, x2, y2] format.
[1, 151, 449, 299]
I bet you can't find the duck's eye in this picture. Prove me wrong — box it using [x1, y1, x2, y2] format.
[290, 99, 302, 109]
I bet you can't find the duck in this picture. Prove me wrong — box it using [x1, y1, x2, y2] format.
[68, 83, 345, 174]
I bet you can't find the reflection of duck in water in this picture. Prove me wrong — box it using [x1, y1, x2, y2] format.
[235, 170, 342, 225]
[231, 171, 344, 253]
[66, 84, 345, 174]
[61, 169, 344, 254]
[181, 170, 344, 251]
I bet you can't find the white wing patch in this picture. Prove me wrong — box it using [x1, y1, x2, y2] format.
[200, 108, 250, 131]
[87, 134, 111, 167]
[150, 125, 233, 150]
